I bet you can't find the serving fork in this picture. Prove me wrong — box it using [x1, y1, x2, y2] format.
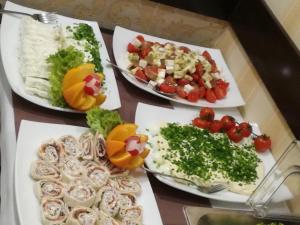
[142, 166, 227, 194]
[0, 9, 57, 24]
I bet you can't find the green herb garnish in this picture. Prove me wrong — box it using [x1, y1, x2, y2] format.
[47, 46, 84, 107]
[160, 123, 260, 183]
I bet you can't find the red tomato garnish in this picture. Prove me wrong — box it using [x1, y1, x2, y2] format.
[144, 65, 158, 80]
[140, 48, 151, 58]
[202, 50, 212, 60]
[199, 107, 215, 121]
[127, 43, 139, 53]
[210, 59, 218, 73]
[192, 73, 200, 82]
[159, 83, 176, 94]
[198, 86, 206, 99]
[195, 64, 204, 76]
[135, 69, 147, 82]
[254, 135, 271, 152]
[209, 120, 223, 133]
[214, 86, 227, 100]
[205, 89, 217, 103]
[136, 35, 145, 43]
[187, 89, 200, 102]
[192, 117, 211, 129]
[179, 46, 190, 53]
[227, 126, 243, 143]
[215, 79, 229, 91]
[165, 75, 176, 85]
[176, 86, 187, 98]
[239, 122, 252, 138]
[221, 115, 236, 131]
[198, 79, 205, 87]
[141, 41, 153, 50]
[177, 79, 190, 86]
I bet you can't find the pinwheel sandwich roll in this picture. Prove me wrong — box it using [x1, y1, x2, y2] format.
[41, 198, 68, 225]
[59, 135, 81, 158]
[118, 206, 143, 222]
[86, 165, 110, 190]
[120, 219, 142, 225]
[97, 210, 120, 225]
[93, 132, 108, 165]
[38, 139, 64, 163]
[95, 187, 120, 217]
[61, 157, 85, 183]
[30, 160, 61, 180]
[113, 176, 141, 194]
[106, 162, 129, 178]
[64, 180, 96, 208]
[66, 207, 98, 225]
[79, 131, 95, 160]
[34, 179, 64, 201]
[118, 193, 136, 209]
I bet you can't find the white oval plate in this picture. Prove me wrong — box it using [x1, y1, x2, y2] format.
[15, 120, 163, 225]
[0, 1, 121, 112]
[113, 26, 245, 108]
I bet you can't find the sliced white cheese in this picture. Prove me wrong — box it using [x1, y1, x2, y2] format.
[139, 59, 148, 68]
[183, 84, 194, 93]
[25, 77, 50, 91]
[25, 86, 49, 99]
[131, 38, 142, 48]
[157, 69, 166, 79]
[156, 78, 165, 85]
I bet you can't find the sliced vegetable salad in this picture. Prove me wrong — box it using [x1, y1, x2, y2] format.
[126, 35, 229, 103]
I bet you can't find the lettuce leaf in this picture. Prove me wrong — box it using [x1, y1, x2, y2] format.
[86, 107, 123, 137]
[47, 46, 84, 107]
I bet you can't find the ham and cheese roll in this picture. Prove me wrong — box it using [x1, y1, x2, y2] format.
[59, 135, 81, 158]
[61, 157, 85, 183]
[95, 187, 120, 217]
[106, 162, 129, 178]
[97, 210, 120, 225]
[86, 165, 110, 190]
[64, 180, 96, 208]
[78, 131, 94, 160]
[120, 219, 142, 225]
[38, 139, 64, 163]
[30, 160, 61, 180]
[118, 206, 142, 222]
[41, 198, 68, 225]
[66, 207, 97, 225]
[113, 177, 141, 194]
[118, 193, 136, 209]
[93, 133, 108, 165]
[34, 179, 64, 201]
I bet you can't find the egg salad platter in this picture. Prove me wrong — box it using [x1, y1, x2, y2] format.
[135, 103, 292, 203]
[1, 1, 121, 112]
[113, 26, 245, 108]
[15, 120, 163, 225]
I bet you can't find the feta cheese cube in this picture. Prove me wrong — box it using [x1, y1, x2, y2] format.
[156, 78, 165, 85]
[183, 84, 194, 93]
[139, 59, 148, 68]
[157, 69, 166, 79]
[166, 66, 174, 74]
[148, 80, 157, 87]
[153, 59, 161, 67]
[131, 38, 142, 48]
[165, 59, 174, 67]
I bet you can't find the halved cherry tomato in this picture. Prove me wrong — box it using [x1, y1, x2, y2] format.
[214, 86, 227, 100]
[144, 65, 158, 80]
[221, 115, 236, 131]
[176, 86, 187, 98]
[141, 41, 153, 50]
[198, 86, 206, 99]
[187, 89, 200, 102]
[239, 122, 252, 138]
[210, 59, 218, 73]
[192, 117, 211, 129]
[254, 135, 271, 152]
[209, 120, 223, 133]
[165, 75, 176, 85]
[215, 79, 229, 91]
[179, 46, 190, 53]
[136, 35, 145, 43]
[127, 43, 139, 53]
[177, 79, 190, 86]
[135, 69, 147, 82]
[159, 83, 176, 94]
[192, 73, 200, 82]
[200, 107, 215, 121]
[205, 89, 217, 103]
[140, 48, 151, 58]
[202, 50, 212, 60]
[198, 78, 205, 87]
[227, 126, 243, 143]
[195, 64, 204, 76]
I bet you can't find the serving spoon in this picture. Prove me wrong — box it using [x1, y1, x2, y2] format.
[106, 60, 176, 98]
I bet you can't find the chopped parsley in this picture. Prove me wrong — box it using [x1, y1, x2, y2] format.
[159, 123, 260, 183]
[68, 23, 103, 72]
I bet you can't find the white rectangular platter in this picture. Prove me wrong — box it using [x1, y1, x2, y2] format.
[113, 26, 245, 108]
[15, 120, 163, 225]
[1, 1, 121, 112]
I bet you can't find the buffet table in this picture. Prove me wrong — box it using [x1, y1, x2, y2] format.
[5, 31, 211, 225]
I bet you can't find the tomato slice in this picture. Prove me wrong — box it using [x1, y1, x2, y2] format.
[177, 79, 190, 86]
[215, 79, 229, 91]
[179, 46, 190, 53]
[192, 73, 200, 82]
[187, 89, 200, 102]
[198, 86, 206, 99]
[140, 48, 151, 59]
[136, 35, 145, 43]
[176, 86, 187, 98]
[195, 64, 204, 76]
[135, 69, 148, 82]
[165, 75, 176, 85]
[202, 50, 212, 60]
[205, 89, 217, 103]
[214, 86, 227, 100]
[144, 65, 158, 80]
[159, 83, 176, 94]
[127, 43, 139, 53]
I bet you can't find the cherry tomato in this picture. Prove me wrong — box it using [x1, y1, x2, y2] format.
[221, 115, 236, 131]
[136, 35, 145, 43]
[179, 46, 190, 53]
[192, 73, 200, 82]
[214, 86, 227, 100]
[215, 79, 229, 91]
[127, 43, 139, 53]
[209, 120, 223, 133]
[177, 79, 190, 86]
[227, 126, 243, 143]
[192, 117, 211, 129]
[187, 89, 200, 102]
[198, 86, 206, 99]
[141, 41, 153, 50]
[210, 59, 218, 73]
[205, 89, 217, 103]
[199, 107, 215, 121]
[144, 65, 158, 80]
[135, 69, 147, 82]
[195, 64, 204, 76]
[159, 83, 176, 94]
[140, 48, 151, 58]
[176, 86, 187, 98]
[202, 50, 212, 60]
[254, 135, 271, 152]
[165, 75, 176, 85]
[198, 78, 205, 87]
[239, 122, 252, 138]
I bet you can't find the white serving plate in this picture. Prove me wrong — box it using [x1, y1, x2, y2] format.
[15, 120, 163, 225]
[135, 102, 292, 203]
[113, 26, 245, 108]
[1, 1, 121, 112]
